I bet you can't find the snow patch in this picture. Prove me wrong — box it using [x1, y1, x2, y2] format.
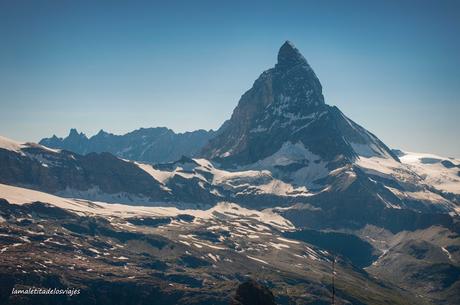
[246, 255, 268, 265]
[0, 183, 294, 230]
[399, 151, 460, 194]
[240, 141, 329, 187]
[0, 136, 25, 153]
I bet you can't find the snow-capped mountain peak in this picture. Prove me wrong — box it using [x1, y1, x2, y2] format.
[202, 41, 395, 168]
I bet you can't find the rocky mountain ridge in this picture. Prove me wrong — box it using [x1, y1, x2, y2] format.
[40, 127, 215, 164]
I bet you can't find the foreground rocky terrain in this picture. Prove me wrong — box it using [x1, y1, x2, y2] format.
[0, 192, 425, 305]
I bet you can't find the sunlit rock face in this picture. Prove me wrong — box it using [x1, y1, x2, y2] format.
[202, 41, 397, 168]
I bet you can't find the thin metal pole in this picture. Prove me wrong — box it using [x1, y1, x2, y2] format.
[332, 256, 336, 305]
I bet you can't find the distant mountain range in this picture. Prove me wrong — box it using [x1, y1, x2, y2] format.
[40, 127, 215, 164]
[2, 41, 459, 305]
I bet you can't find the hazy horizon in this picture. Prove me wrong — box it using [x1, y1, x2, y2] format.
[1, 0, 459, 157]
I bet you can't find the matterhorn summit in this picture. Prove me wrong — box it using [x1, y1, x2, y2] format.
[202, 41, 396, 168]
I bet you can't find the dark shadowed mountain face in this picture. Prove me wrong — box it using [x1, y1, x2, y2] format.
[201, 41, 397, 167]
[0, 142, 172, 203]
[40, 127, 215, 164]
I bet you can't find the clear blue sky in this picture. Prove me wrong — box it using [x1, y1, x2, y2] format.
[0, 0, 459, 157]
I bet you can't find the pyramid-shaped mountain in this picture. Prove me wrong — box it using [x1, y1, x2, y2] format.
[202, 41, 398, 168]
[200, 41, 459, 223]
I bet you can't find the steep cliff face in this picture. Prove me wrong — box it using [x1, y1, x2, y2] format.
[202, 41, 397, 167]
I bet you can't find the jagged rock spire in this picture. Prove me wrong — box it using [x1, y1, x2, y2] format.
[69, 128, 80, 137]
[276, 41, 308, 69]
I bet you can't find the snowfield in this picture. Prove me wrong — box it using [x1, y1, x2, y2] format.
[0, 183, 294, 230]
[355, 151, 460, 214]
[0, 135, 61, 155]
[0, 135, 24, 152]
[356, 151, 460, 195]
[239, 141, 330, 187]
[399, 151, 460, 194]
[134, 154, 311, 197]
